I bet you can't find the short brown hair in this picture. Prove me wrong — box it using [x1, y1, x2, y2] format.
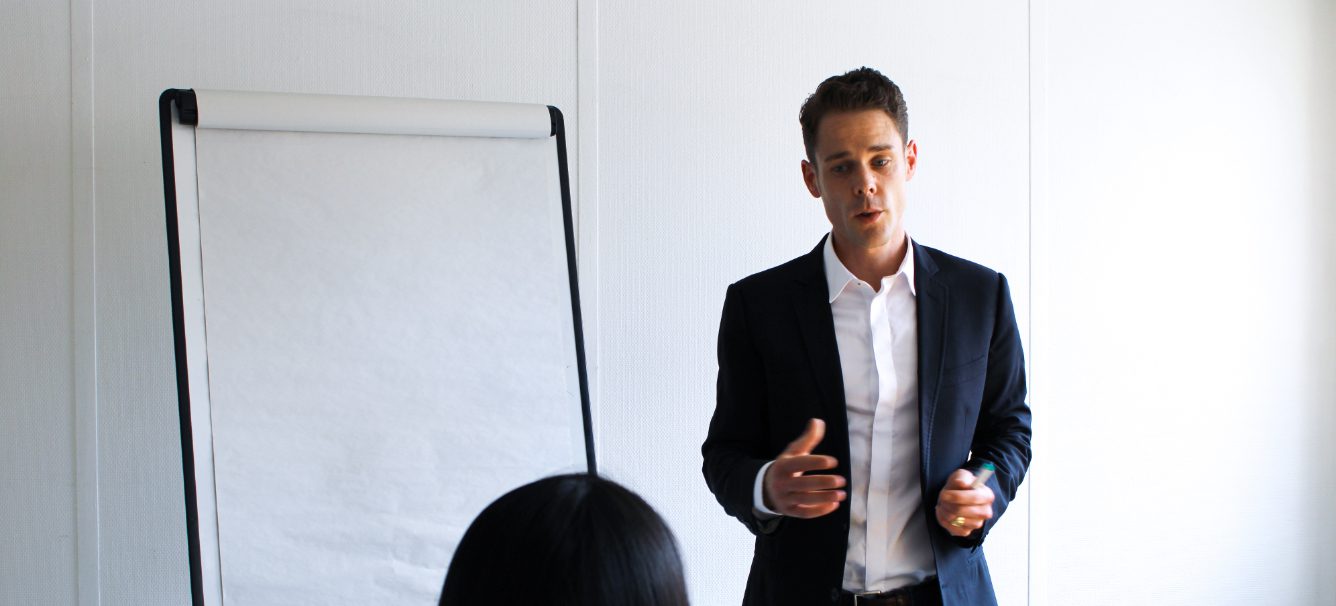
[799, 67, 909, 163]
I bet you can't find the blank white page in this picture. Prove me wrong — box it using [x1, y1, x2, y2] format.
[178, 106, 584, 605]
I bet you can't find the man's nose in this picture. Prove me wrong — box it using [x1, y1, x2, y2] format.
[854, 170, 877, 196]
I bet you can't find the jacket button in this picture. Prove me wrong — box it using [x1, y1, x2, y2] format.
[829, 588, 839, 602]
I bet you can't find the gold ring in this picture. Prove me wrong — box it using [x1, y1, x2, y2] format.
[950, 516, 967, 528]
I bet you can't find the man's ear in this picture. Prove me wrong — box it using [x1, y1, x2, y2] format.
[801, 159, 821, 198]
[904, 139, 919, 181]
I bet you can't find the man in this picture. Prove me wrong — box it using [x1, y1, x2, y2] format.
[701, 67, 1031, 606]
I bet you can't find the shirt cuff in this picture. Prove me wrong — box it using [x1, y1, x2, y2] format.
[752, 460, 782, 518]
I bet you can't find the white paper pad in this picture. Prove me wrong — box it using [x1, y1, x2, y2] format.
[186, 126, 585, 605]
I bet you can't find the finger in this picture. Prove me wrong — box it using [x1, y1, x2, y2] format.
[935, 500, 993, 522]
[944, 520, 983, 537]
[940, 518, 970, 537]
[783, 490, 847, 507]
[937, 487, 995, 506]
[954, 517, 986, 532]
[763, 459, 837, 509]
[938, 504, 994, 520]
[772, 454, 839, 475]
[937, 511, 986, 535]
[780, 418, 826, 457]
[787, 502, 840, 519]
[783, 474, 847, 492]
[936, 496, 994, 518]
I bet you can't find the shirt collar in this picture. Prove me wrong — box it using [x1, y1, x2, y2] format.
[822, 233, 917, 303]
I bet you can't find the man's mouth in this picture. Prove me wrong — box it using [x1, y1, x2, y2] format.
[856, 210, 883, 220]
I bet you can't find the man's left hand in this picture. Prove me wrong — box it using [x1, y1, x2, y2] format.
[934, 468, 995, 537]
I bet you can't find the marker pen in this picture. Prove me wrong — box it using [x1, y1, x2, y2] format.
[971, 461, 995, 489]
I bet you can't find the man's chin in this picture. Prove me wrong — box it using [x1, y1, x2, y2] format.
[833, 226, 901, 251]
[855, 228, 899, 249]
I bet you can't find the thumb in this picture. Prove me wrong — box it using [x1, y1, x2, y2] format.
[948, 470, 976, 489]
[781, 418, 825, 457]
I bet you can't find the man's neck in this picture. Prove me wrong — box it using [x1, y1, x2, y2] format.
[831, 232, 908, 291]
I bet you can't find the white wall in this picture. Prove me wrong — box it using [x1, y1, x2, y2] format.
[1315, 2, 1336, 600]
[1, 2, 76, 605]
[4, 1, 1333, 605]
[1034, 1, 1336, 604]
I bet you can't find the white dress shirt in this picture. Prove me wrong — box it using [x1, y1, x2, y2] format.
[753, 234, 936, 592]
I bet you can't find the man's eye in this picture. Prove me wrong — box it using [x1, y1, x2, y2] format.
[831, 164, 849, 174]
[873, 158, 891, 168]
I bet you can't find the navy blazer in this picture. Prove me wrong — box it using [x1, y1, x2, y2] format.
[702, 237, 1032, 606]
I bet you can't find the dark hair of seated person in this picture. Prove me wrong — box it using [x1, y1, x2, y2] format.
[439, 473, 689, 606]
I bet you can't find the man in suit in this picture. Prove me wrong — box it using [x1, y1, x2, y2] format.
[701, 67, 1031, 606]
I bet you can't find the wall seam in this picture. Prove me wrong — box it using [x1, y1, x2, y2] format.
[1025, 1, 1048, 605]
[1026, 4, 1033, 605]
[70, 0, 99, 601]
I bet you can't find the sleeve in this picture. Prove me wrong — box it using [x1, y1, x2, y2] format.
[753, 461, 782, 517]
[701, 283, 783, 536]
[959, 272, 1033, 550]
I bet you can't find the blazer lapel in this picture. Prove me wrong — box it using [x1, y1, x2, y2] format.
[914, 242, 949, 485]
[790, 237, 848, 432]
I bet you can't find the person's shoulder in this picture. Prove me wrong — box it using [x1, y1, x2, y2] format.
[919, 241, 1010, 305]
[728, 247, 818, 297]
[734, 254, 810, 287]
[916, 243, 1004, 289]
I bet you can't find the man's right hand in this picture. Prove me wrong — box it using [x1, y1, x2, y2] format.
[762, 418, 847, 518]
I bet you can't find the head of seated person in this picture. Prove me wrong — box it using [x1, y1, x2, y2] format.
[439, 472, 689, 606]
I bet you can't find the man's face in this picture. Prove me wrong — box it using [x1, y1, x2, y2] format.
[801, 109, 917, 254]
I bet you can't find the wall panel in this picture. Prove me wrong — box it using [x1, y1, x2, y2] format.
[0, 1, 77, 604]
[1039, 1, 1332, 603]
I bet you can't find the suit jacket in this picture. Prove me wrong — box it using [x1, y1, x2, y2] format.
[702, 236, 1032, 606]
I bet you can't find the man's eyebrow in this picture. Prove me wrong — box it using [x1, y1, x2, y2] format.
[821, 151, 851, 163]
[821, 144, 896, 163]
